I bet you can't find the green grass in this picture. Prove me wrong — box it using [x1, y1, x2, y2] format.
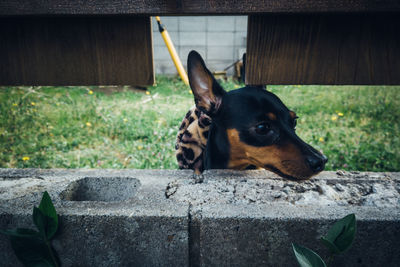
[1, 76, 399, 171]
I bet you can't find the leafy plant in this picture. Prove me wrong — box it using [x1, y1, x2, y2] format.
[292, 243, 326, 267]
[292, 214, 356, 267]
[1, 191, 61, 267]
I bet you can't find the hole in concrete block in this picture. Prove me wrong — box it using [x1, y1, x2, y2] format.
[60, 177, 140, 202]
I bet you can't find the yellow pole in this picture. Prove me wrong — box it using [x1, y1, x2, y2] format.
[155, 16, 189, 85]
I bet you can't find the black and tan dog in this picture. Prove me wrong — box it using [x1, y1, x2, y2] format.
[176, 51, 327, 182]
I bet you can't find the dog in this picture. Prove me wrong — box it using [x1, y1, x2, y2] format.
[176, 51, 327, 182]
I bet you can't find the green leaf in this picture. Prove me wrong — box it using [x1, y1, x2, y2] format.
[10, 236, 54, 266]
[38, 191, 58, 228]
[5, 228, 55, 266]
[0, 228, 39, 238]
[292, 243, 326, 267]
[321, 214, 356, 254]
[33, 206, 58, 241]
[1, 192, 61, 266]
[36, 191, 58, 240]
[33, 207, 47, 239]
[320, 237, 340, 254]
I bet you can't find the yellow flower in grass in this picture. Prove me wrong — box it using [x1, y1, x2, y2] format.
[189, 90, 193, 94]
[319, 137, 325, 143]
[338, 112, 344, 117]
[123, 118, 128, 123]
[146, 91, 150, 95]
[31, 102, 36, 106]
[331, 115, 338, 121]
[88, 90, 94, 95]
[12, 103, 18, 107]
[22, 156, 30, 161]
[137, 145, 143, 150]
[86, 122, 92, 127]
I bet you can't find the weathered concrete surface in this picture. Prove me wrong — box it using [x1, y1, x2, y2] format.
[170, 170, 400, 267]
[0, 169, 191, 267]
[0, 169, 399, 266]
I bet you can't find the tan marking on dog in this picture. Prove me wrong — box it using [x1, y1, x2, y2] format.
[289, 110, 297, 119]
[267, 112, 277, 121]
[226, 128, 314, 179]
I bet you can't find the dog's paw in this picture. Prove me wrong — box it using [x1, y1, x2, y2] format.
[192, 173, 204, 184]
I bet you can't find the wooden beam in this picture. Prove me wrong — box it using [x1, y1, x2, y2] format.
[0, 0, 399, 15]
[246, 14, 400, 85]
[0, 17, 154, 86]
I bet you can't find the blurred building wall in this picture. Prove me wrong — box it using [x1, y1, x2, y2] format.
[152, 16, 247, 75]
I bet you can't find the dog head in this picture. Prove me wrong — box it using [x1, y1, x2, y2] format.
[187, 50, 327, 180]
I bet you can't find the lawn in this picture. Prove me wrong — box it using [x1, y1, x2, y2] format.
[1, 76, 399, 172]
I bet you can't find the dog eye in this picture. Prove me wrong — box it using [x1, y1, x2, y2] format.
[255, 123, 270, 135]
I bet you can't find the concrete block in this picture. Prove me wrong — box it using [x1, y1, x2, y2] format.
[179, 17, 206, 32]
[0, 169, 399, 266]
[234, 31, 247, 47]
[152, 31, 163, 46]
[153, 45, 171, 61]
[167, 169, 400, 267]
[190, 209, 400, 266]
[152, 17, 158, 32]
[155, 60, 177, 75]
[237, 48, 247, 59]
[152, 31, 179, 47]
[0, 169, 191, 266]
[235, 16, 248, 32]
[207, 16, 235, 32]
[207, 32, 234, 46]
[205, 60, 232, 73]
[180, 32, 206, 46]
[179, 46, 207, 65]
[207, 46, 234, 61]
[152, 16, 179, 32]
[152, 16, 247, 75]
[1, 214, 188, 267]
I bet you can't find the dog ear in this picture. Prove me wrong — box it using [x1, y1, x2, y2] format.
[187, 50, 226, 115]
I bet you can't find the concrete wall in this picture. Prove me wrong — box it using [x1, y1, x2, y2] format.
[0, 169, 399, 266]
[152, 16, 247, 75]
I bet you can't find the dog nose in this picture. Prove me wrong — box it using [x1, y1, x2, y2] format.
[306, 154, 328, 173]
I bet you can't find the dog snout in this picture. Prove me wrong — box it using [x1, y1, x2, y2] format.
[306, 154, 328, 173]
